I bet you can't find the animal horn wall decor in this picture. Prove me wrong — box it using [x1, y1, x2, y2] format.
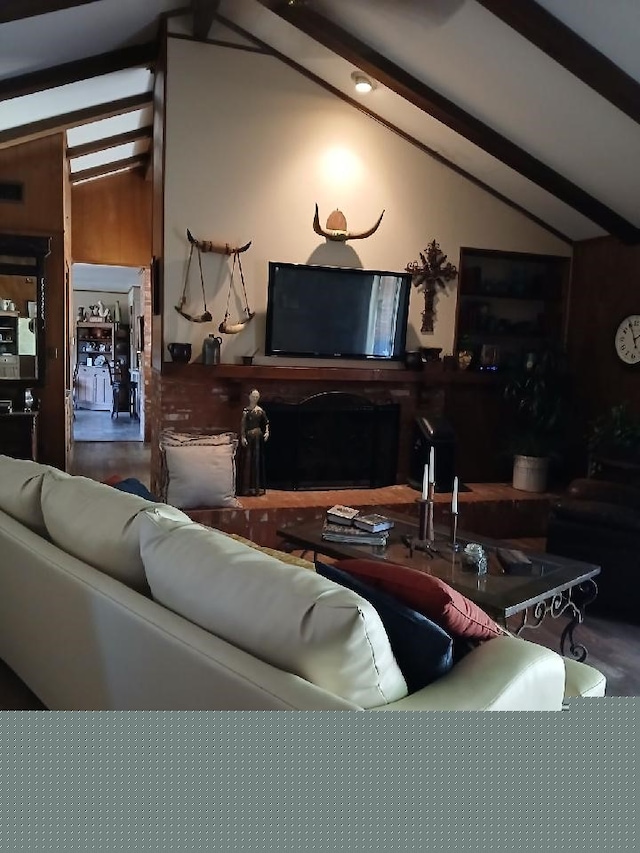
[312, 204, 385, 242]
[175, 234, 213, 323]
[219, 250, 255, 334]
[186, 228, 251, 256]
[405, 239, 459, 333]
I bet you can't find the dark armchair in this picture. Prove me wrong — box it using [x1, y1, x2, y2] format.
[546, 477, 640, 621]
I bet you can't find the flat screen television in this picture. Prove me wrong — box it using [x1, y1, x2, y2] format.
[265, 262, 412, 361]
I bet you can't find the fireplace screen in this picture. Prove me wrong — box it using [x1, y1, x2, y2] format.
[264, 391, 400, 490]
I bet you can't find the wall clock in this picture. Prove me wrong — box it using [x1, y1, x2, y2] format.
[614, 314, 640, 365]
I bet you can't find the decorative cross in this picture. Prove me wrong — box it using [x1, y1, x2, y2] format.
[405, 239, 459, 333]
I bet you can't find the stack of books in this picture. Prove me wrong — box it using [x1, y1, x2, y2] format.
[322, 506, 394, 546]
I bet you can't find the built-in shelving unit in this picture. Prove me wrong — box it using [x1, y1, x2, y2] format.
[75, 322, 130, 411]
[455, 248, 569, 371]
[0, 310, 19, 379]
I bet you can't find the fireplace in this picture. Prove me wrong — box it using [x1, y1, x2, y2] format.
[264, 391, 400, 490]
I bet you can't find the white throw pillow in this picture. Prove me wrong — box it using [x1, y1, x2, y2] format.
[0, 455, 69, 535]
[163, 442, 240, 509]
[40, 473, 190, 592]
[139, 507, 408, 708]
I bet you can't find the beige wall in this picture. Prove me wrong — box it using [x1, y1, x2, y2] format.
[164, 38, 570, 366]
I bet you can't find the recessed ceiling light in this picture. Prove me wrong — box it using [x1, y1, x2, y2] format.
[351, 73, 374, 94]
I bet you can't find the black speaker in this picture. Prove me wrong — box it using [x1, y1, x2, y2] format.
[409, 416, 456, 493]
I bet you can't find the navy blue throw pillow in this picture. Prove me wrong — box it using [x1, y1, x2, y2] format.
[316, 561, 454, 693]
[112, 478, 158, 501]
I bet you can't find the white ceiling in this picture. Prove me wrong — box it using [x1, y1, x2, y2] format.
[72, 263, 141, 293]
[1, 0, 640, 242]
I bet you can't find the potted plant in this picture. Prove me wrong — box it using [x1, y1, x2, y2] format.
[503, 348, 570, 492]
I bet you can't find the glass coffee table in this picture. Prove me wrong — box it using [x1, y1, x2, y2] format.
[277, 509, 601, 662]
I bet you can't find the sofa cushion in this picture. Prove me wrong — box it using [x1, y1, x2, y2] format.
[159, 431, 240, 509]
[40, 473, 190, 593]
[316, 560, 454, 693]
[551, 497, 640, 533]
[0, 455, 69, 536]
[333, 559, 504, 642]
[139, 507, 408, 708]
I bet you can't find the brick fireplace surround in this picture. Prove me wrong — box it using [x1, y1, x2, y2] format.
[148, 362, 545, 548]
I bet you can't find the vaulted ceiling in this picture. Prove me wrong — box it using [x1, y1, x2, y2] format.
[2, 0, 640, 245]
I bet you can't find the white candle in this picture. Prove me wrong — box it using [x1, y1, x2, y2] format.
[452, 476, 459, 514]
[428, 447, 435, 484]
[422, 463, 428, 500]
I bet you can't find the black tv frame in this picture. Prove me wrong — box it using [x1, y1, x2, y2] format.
[264, 261, 412, 361]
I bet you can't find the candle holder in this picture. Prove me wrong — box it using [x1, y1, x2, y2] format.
[407, 487, 440, 558]
[450, 511, 460, 552]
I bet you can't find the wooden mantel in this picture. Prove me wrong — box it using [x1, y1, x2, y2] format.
[161, 361, 500, 385]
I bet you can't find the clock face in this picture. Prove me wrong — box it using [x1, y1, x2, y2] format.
[615, 315, 640, 365]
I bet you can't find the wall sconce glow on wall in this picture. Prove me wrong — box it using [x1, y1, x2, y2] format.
[351, 72, 374, 94]
[321, 147, 363, 185]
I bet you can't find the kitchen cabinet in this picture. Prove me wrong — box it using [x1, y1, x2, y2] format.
[76, 321, 130, 413]
[76, 364, 111, 411]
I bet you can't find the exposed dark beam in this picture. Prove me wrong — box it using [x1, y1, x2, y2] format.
[213, 13, 571, 244]
[0, 1, 98, 24]
[0, 42, 157, 102]
[70, 154, 150, 184]
[256, 0, 640, 243]
[67, 125, 153, 159]
[476, 0, 640, 128]
[191, 0, 222, 41]
[0, 92, 152, 151]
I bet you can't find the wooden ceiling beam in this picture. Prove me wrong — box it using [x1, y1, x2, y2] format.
[256, 1, 640, 243]
[0, 42, 157, 103]
[67, 125, 153, 159]
[0, 92, 152, 151]
[70, 154, 150, 184]
[191, 0, 222, 41]
[476, 0, 640, 127]
[0, 1, 98, 25]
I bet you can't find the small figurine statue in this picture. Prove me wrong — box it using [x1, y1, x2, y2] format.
[97, 300, 112, 322]
[238, 388, 270, 496]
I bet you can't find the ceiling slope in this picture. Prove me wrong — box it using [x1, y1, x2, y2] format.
[254, 0, 640, 244]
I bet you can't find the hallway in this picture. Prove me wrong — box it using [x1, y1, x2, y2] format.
[73, 408, 143, 442]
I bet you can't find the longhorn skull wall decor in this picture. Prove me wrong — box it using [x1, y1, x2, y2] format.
[405, 239, 459, 333]
[313, 203, 385, 242]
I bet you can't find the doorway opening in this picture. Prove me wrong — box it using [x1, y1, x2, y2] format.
[71, 263, 146, 443]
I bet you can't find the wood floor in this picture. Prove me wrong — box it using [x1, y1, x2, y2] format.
[1, 440, 636, 707]
[68, 439, 151, 486]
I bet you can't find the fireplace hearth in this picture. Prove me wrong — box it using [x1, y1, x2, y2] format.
[264, 391, 400, 490]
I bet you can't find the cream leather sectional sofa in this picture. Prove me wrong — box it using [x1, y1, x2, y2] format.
[0, 455, 605, 710]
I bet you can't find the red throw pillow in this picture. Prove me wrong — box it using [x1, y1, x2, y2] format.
[333, 559, 504, 641]
[102, 474, 124, 486]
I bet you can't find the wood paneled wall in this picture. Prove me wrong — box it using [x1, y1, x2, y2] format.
[0, 134, 67, 469]
[71, 170, 152, 266]
[567, 236, 640, 425]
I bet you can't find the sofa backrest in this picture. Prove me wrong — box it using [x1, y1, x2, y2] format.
[138, 506, 409, 708]
[0, 454, 68, 537]
[39, 472, 190, 594]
